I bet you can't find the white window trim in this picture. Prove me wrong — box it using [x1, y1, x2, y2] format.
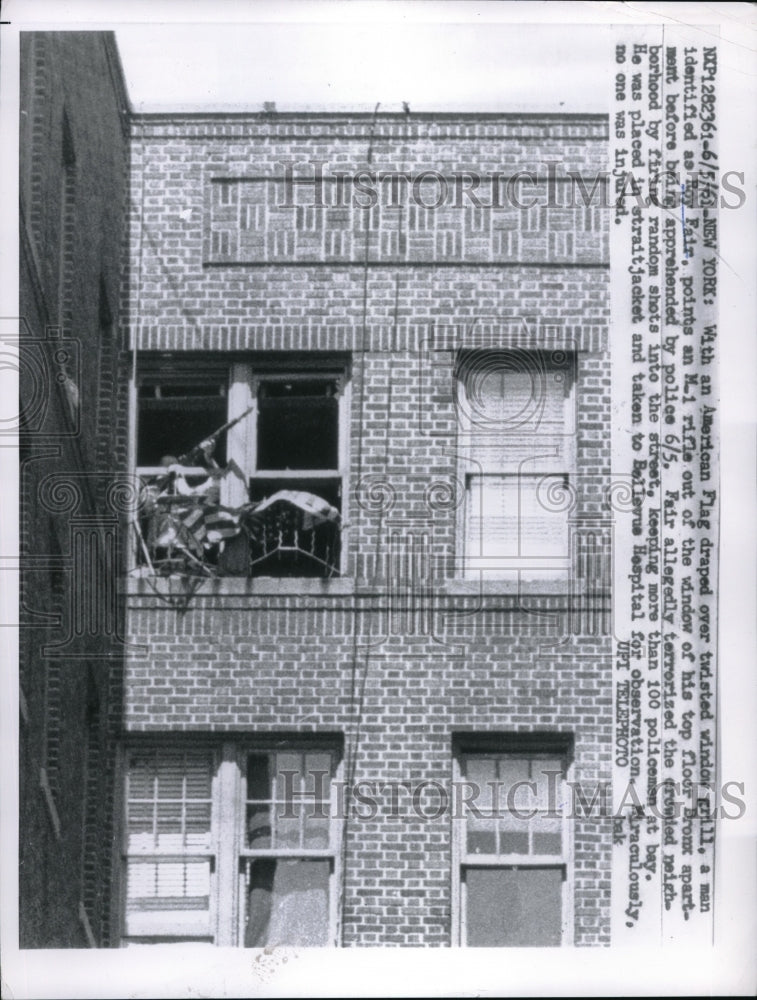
[451, 746, 574, 947]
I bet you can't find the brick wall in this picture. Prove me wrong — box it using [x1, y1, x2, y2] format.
[19, 32, 130, 948]
[123, 111, 612, 946]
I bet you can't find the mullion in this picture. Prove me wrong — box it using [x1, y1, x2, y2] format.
[298, 752, 306, 851]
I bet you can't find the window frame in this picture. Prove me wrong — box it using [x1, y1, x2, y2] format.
[454, 350, 577, 583]
[131, 355, 351, 578]
[119, 739, 344, 948]
[451, 737, 574, 947]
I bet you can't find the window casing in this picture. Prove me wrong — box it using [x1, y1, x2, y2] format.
[121, 742, 343, 946]
[453, 742, 573, 947]
[456, 351, 576, 582]
[134, 357, 350, 578]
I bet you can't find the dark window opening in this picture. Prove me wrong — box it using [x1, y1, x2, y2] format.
[257, 378, 339, 470]
[137, 383, 228, 466]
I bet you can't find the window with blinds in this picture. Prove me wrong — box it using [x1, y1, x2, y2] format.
[121, 743, 341, 947]
[456, 350, 576, 581]
[454, 742, 573, 947]
[123, 748, 215, 943]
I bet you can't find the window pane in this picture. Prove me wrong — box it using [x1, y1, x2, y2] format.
[304, 752, 332, 799]
[274, 802, 301, 850]
[275, 751, 303, 800]
[246, 804, 272, 849]
[531, 758, 564, 809]
[463, 757, 497, 814]
[499, 829, 530, 854]
[138, 392, 227, 466]
[127, 801, 154, 851]
[185, 802, 212, 850]
[466, 476, 569, 565]
[465, 867, 563, 947]
[302, 813, 330, 849]
[257, 380, 339, 471]
[466, 815, 497, 855]
[125, 860, 212, 939]
[532, 814, 563, 855]
[498, 757, 535, 813]
[127, 754, 155, 799]
[244, 859, 330, 947]
[246, 754, 271, 801]
[461, 353, 572, 439]
[156, 801, 183, 851]
[185, 759, 213, 800]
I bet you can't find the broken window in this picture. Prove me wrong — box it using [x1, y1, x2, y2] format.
[133, 358, 349, 580]
[121, 742, 342, 946]
[457, 350, 576, 582]
[454, 739, 572, 946]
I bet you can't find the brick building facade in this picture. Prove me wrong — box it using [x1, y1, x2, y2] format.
[19, 32, 131, 947]
[119, 110, 613, 947]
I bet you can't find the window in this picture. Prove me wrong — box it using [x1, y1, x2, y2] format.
[456, 350, 575, 582]
[121, 742, 342, 946]
[134, 357, 349, 578]
[453, 739, 572, 946]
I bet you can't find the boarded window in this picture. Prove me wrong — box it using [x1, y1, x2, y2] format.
[464, 867, 564, 947]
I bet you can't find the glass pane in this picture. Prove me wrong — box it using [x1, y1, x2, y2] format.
[156, 801, 183, 850]
[304, 752, 332, 799]
[302, 813, 330, 849]
[466, 815, 497, 855]
[274, 803, 301, 850]
[531, 759, 564, 810]
[246, 754, 271, 801]
[183, 861, 211, 897]
[156, 758, 184, 800]
[125, 860, 211, 939]
[185, 802, 212, 850]
[498, 757, 534, 813]
[185, 757, 213, 799]
[127, 862, 157, 899]
[533, 814, 563, 855]
[511, 478, 570, 560]
[499, 830, 530, 854]
[246, 804, 272, 849]
[465, 867, 563, 947]
[138, 396, 227, 466]
[275, 752, 303, 800]
[127, 801, 155, 850]
[245, 859, 330, 947]
[127, 755, 155, 799]
[465, 477, 519, 559]
[257, 381, 338, 471]
[156, 862, 188, 897]
[533, 832, 563, 855]
[464, 758, 497, 815]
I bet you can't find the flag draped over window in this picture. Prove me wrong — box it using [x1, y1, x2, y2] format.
[137, 468, 341, 578]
